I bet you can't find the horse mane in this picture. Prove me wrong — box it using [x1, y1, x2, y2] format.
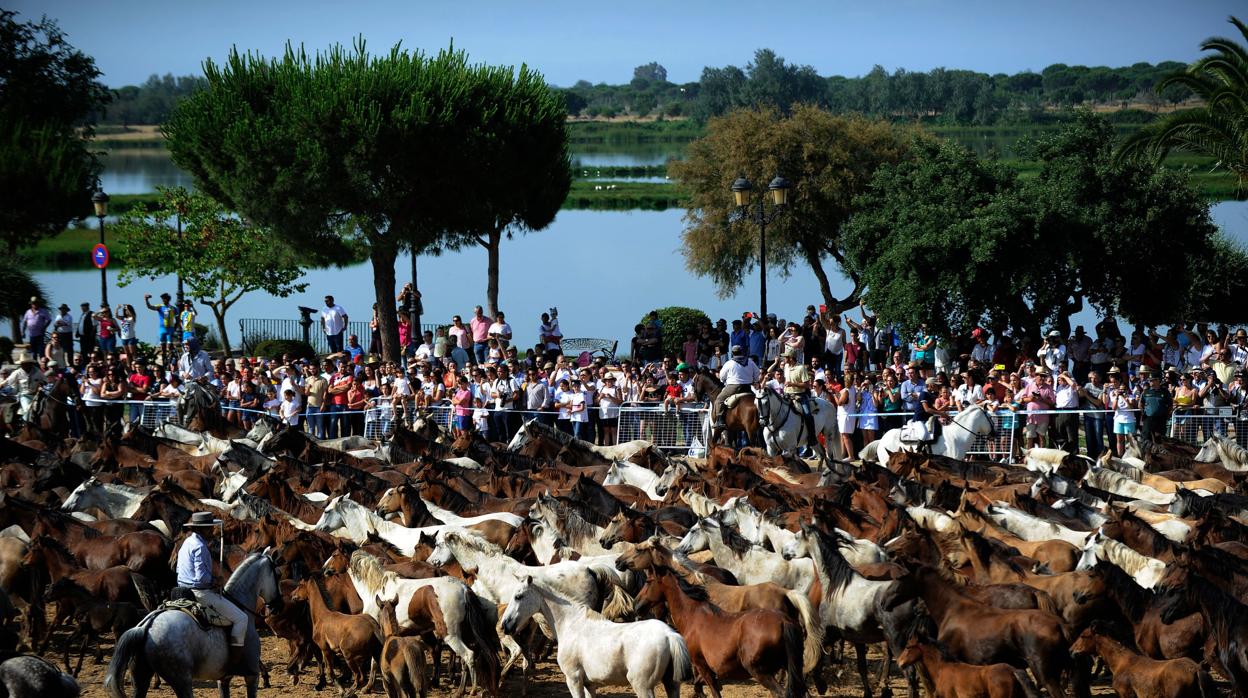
[833, 481, 858, 510]
[421, 476, 475, 514]
[443, 529, 504, 557]
[224, 552, 269, 592]
[932, 481, 964, 513]
[571, 474, 628, 519]
[672, 572, 712, 603]
[1115, 508, 1177, 557]
[1096, 560, 1149, 620]
[1176, 488, 1215, 518]
[154, 478, 205, 510]
[538, 496, 607, 543]
[236, 490, 283, 520]
[550, 491, 612, 529]
[30, 534, 74, 558]
[959, 528, 1025, 575]
[711, 514, 754, 556]
[349, 550, 397, 594]
[805, 524, 860, 595]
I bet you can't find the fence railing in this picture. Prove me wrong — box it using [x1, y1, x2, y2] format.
[617, 402, 709, 456]
[238, 318, 440, 356]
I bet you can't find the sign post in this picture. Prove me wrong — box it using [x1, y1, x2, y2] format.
[91, 243, 109, 269]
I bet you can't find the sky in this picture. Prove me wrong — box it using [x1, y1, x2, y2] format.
[12, 0, 1244, 88]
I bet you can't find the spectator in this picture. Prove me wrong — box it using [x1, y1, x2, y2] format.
[346, 375, 368, 436]
[451, 376, 472, 438]
[21, 297, 51, 358]
[179, 300, 197, 347]
[1078, 370, 1109, 460]
[95, 306, 118, 356]
[321, 295, 349, 354]
[469, 305, 493, 364]
[345, 335, 364, 362]
[1052, 371, 1081, 454]
[117, 304, 138, 357]
[75, 302, 96, 364]
[489, 311, 513, 351]
[1017, 368, 1057, 449]
[144, 292, 178, 361]
[44, 334, 66, 367]
[52, 304, 74, 366]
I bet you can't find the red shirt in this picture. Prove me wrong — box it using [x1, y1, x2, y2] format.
[129, 373, 151, 399]
[330, 373, 352, 406]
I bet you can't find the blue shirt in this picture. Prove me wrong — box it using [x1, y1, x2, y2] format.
[747, 330, 766, 360]
[176, 532, 214, 589]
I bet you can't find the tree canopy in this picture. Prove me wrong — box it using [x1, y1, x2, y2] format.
[1117, 15, 1248, 188]
[0, 10, 108, 254]
[164, 40, 569, 361]
[113, 187, 307, 355]
[670, 105, 921, 314]
[843, 112, 1247, 340]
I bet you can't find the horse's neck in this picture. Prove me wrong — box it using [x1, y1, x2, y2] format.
[1090, 634, 1135, 672]
[534, 587, 578, 633]
[224, 560, 261, 601]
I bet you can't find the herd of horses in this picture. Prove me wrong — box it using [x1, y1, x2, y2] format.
[0, 402, 1246, 697]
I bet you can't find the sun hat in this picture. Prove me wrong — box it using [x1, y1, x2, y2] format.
[1047, 330, 1062, 339]
[782, 347, 797, 358]
[17, 352, 36, 365]
[184, 511, 223, 528]
[57, 304, 69, 311]
[1107, 366, 1122, 375]
[1034, 367, 1050, 376]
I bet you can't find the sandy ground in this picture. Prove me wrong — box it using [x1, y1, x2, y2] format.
[57, 625, 1127, 698]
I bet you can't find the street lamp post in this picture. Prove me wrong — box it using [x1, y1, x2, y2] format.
[175, 210, 184, 307]
[92, 189, 110, 306]
[730, 175, 791, 325]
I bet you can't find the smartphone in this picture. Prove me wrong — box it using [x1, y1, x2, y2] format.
[819, 304, 827, 314]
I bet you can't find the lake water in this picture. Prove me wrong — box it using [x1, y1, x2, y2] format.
[29, 201, 1248, 351]
[67, 144, 1248, 350]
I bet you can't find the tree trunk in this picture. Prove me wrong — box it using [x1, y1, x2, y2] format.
[485, 226, 502, 318]
[370, 243, 401, 363]
[801, 243, 858, 315]
[209, 304, 232, 357]
[8, 318, 19, 347]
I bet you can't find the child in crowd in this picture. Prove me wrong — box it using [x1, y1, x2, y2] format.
[472, 397, 490, 438]
[662, 372, 684, 413]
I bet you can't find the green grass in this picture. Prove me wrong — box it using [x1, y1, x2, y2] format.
[563, 180, 685, 210]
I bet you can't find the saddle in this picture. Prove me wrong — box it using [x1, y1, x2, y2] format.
[160, 597, 233, 631]
[900, 417, 942, 447]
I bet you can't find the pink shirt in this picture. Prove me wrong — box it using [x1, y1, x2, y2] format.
[453, 388, 472, 417]
[470, 315, 492, 343]
[448, 325, 470, 349]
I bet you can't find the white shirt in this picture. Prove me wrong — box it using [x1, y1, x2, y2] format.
[321, 304, 348, 335]
[718, 358, 761, 386]
[953, 384, 983, 408]
[279, 376, 303, 407]
[178, 351, 215, 382]
[970, 342, 995, 363]
[1037, 343, 1067, 373]
[1055, 384, 1079, 409]
[488, 321, 513, 346]
[569, 390, 589, 423]
[392, 375, 412, 397]
[279, 399, 300, 425]
[825, 328, 845, 354]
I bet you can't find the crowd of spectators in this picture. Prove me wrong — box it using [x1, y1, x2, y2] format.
[7, 290, 1248, 459]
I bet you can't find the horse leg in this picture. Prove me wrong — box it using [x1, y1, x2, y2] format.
[442, 633, 478, 697]
[131, 660, 155, 698]
[873, 641, 894, 698]
[217, 676, 231, 698]
[854, 642, 874, 698]
[752, 668, 785, 698]
[244, 674, 260, 698]
[315, 646, 331, 691]
[810, 643, 829, 694]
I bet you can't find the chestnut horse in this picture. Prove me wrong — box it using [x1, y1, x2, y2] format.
[634, 565, 805, 698]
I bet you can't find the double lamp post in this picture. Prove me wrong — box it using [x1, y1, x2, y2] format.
[730, 174, 791, 326]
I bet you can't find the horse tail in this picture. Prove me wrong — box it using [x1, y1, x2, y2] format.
[664, 632, 693, 685]
[460, 587, 501, 695]
[104, 625, 148, 698]
[781, 620, 808, 698]
[598, 572, 636, 621]
[784, 588, 823, 674]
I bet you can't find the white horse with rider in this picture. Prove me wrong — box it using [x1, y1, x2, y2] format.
[868, 403, 997, 467]
[751, 387, 842, 463]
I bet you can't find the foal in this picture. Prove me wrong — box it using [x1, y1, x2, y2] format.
[1069, 623, 1215, 698]
[897, 639, 1033, 698]
[291, 576, 382, 694]
[635, 565, 805, 698]
[377, 595, 429, 698]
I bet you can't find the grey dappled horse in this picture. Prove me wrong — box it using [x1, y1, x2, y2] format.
[104, 552, 281, 698]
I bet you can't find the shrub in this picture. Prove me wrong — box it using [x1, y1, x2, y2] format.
[639, 306, 710, 360]
[253, 339, 317, 362]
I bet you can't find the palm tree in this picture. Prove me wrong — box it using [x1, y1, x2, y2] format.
[1117, 16, 1248, 188]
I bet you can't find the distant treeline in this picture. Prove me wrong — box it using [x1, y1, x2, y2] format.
[99, 51, 1193, 127]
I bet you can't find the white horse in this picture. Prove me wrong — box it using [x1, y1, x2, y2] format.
[500, 575, 692, 698]
[751, 389, 841, 462]
[982, 500, 1093, 547]
[1083, 467, 1175, 505]
[62, 477, 148, 519]
[507, 418, 656, 462]
[312, 496, 461, 555]
[675, 515, 817, 595]
[602, 461, 685, 502]
[345, 550, 498, 697]
[1195, 435, 1248, 471]
[872, 404, 996, 467]
[1075, 529, 1168, 589]
[419, 496, 523, 528]
[104, 552, 281, 698]
[720, 497, 887, 566]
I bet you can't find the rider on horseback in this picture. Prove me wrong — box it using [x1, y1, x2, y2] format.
[777, 347, 815, 439]
[176, 511, 251, 675]
[1, 352, 47, 421]
[713, 345, 760, 431]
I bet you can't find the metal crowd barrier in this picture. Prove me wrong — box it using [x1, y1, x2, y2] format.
[616, 402, 709, 456]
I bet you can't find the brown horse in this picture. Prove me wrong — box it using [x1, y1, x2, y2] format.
[1069, 622, 1216, 698]
[710, 385, 759, 448]
[634, 565, 805, 698]
[896, 638, 1035, 698]
[893, 565, 1085, 698]
[290, 576, 382, 693]
[378, 595, 429, 698]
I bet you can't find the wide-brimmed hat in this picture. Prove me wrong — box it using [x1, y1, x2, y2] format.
[57, 304, 69, 311]
[1107, 366, 1122, 375]
[1034, 367, 1050, 376]
[184, 511, 222, 529]
[17, 352, 36, 365]
[1138, 365, 1154, 375]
